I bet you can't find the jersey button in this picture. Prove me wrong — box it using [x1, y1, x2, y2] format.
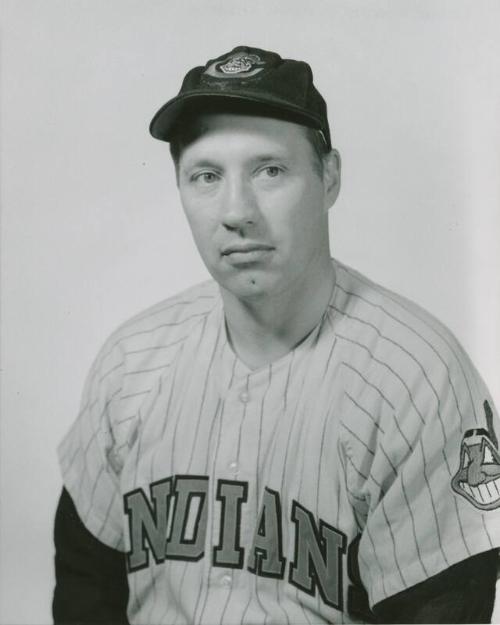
[221, 574, 232, 586]
[228, 461, 238, 472]
[239, 391, 250, 403]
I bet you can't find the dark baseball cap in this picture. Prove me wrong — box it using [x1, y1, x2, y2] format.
[149, 45, 331, 149]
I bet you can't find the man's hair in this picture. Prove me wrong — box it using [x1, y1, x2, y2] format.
[168, 104, 331, 179]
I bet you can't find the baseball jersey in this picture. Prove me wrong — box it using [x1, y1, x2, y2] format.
[58, 258, 500, 625]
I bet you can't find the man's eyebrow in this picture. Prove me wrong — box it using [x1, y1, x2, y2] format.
[251, 154, 292, 165]
[181, 154, 292, 171]
[181, 158, 221, 170]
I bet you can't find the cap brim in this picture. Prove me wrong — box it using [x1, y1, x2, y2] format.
[149, 91, 325, 142]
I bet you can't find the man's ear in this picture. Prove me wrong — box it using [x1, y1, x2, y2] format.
[323, 149, 341, 209]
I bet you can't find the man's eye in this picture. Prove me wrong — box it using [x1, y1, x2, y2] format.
[264, 166, 281, 178]
[194, 172, 218, 184]
[255, 166, 283, 180]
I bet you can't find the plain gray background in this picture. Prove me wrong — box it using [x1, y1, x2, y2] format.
[1, 1, 499, 623]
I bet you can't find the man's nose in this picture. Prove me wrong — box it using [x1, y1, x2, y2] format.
[220, 177, 259, 230]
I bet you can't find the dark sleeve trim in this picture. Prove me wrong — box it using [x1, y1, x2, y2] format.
[372, 549, 498, 624]
[53, 488, 129, 624]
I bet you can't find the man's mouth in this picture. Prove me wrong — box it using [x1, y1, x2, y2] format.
[221, 243, 274, 264]
[222, 243, 274, 255]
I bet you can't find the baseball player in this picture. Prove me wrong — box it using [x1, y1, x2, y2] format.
[53, 46, 500, 624]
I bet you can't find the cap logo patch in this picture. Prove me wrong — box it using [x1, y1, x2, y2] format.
[205, 52, 266, 79]
[451, 400, 500, 510]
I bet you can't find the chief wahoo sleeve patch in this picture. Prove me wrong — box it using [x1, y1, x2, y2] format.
[451, 400, 500, 510]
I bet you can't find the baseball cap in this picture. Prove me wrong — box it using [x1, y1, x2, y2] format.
[149, 45, 331, 149]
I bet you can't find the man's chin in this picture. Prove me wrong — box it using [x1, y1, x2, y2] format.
[218, 272, 275, 301]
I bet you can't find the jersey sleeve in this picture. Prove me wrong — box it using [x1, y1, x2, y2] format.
[57, 335, 127, 551]
[350, 338, 500, 609]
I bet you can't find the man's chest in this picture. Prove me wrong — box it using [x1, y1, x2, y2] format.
[118, 334, 370, 621]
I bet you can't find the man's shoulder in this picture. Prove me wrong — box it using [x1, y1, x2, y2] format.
[332, 259, 472, 383]
[102, 279, 220, 357]
[332, 259, 492, 444]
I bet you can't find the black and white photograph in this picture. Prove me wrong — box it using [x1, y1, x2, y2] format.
[1, 1, 499, 623]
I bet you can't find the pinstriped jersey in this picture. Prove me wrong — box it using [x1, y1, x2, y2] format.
[58, 258, 500, 624]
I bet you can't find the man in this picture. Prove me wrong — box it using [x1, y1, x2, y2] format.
[53, 46, 499, 624]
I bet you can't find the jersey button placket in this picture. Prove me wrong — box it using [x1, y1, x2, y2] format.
[209, 378, 248, 570]
[221, 573, 232, 586]
[238, 390, 250, 403]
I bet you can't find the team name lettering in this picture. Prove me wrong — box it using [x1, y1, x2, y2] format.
[124, 476, 347, 610]
[213, 479, 248, 568]
[124, 475, 208, 571]
[247, 487, 286, 578]
[289, 500, 346, 609]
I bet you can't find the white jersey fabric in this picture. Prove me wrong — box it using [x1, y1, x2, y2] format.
[58, 259, 500, 624]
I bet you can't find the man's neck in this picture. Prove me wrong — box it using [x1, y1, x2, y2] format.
[221, 259, 336, 370]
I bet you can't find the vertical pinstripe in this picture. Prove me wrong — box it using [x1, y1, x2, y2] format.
[418, 440, 450, 567]
[192, 398, 226, 625]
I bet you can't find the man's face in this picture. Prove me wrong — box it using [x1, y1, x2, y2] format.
[177, 113, 340, 301]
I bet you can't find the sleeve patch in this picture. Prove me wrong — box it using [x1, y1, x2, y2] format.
[451, 401, 500, 510]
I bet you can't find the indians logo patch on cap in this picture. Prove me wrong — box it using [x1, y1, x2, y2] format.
[451, 400, 500, 510]
[204, 51, 267, 79]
